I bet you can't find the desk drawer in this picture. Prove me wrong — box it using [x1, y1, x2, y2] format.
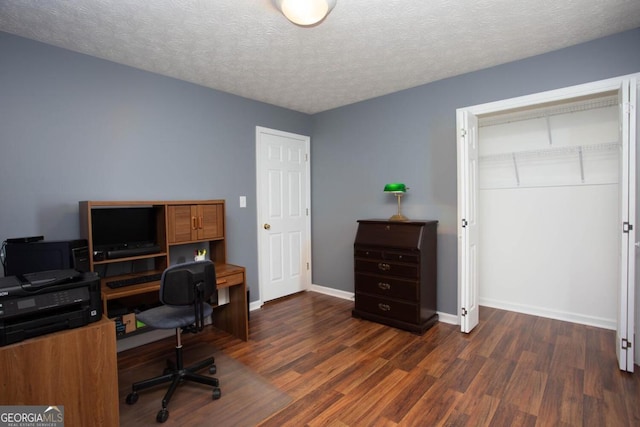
[355, 273, 418, 301]
[355, 293, 419, 324]
[355, 259, 418, 278]
[217, 272, 244, 288]
[354, 248, 418, 264]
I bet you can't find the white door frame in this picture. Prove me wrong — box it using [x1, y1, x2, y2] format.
[255, 126, 312, 305]
[456, 73, 638, 371]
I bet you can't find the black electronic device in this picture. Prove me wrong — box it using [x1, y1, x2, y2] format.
[0, 270, 102, 346]
[91, 207, 161, 260]
[106, 272, 163, 289]
[3, 239, 89, 277]
[5, 236, 44, 244]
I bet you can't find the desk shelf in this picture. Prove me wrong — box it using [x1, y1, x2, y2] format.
[93, 251, 168, 266]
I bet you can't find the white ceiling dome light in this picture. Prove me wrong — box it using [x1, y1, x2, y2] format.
[274, 0, 337, 26]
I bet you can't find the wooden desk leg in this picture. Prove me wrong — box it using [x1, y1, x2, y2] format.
[211, 282, 248, 341]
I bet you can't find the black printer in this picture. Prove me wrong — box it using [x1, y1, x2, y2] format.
[0, 269, 102, 346]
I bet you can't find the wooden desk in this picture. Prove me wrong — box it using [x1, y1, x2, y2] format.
[102, 263, 248, 341]
[81, 200, 248, 342]
[0, 317, 119, 427]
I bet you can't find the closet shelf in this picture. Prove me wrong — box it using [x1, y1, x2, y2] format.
[479, 141, 619, 188]
[479, 141, 619, 163]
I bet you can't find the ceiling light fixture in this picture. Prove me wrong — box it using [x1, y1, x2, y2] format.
[274, 0, 336, 26]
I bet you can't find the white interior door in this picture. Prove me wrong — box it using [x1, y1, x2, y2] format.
[457, 110, 480, 333]
[256, 127, 311, 303]
[457, 74, 637, 371]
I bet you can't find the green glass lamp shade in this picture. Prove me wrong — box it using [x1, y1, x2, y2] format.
[384, 183, 407, 193]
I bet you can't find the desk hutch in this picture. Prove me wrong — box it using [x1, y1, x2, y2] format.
[79, 199, 248, 342]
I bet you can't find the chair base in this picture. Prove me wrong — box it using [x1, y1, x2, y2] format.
[126, 334, 221, 423]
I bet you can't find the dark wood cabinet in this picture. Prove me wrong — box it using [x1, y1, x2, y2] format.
[352, 219, 438, 334]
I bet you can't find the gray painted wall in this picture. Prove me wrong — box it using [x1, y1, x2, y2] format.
[2, 28, 640, 317]
[0, 32, 312, 305]
[310, 28, 640, 315]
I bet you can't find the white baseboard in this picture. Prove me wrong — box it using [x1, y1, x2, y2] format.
[437, 311, 458, 325]
[309, 283, 355, 301]
[479, 297, 616, 330]
[249, 300, 262, 312]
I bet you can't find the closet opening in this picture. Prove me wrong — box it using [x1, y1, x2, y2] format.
[457, 74, 637, 371]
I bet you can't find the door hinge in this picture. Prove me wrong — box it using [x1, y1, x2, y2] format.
[306, 208, 309, 216]
[460, 128, 467, 138]
[307, 262, 310, 270]
[461, 308, 468, 316]
[622, 338, 632, 349]
[623, 102, 634, 115]
[461, 219, 468, 228]
[623, 222, 633, 233]
[305, 153, 309, 161]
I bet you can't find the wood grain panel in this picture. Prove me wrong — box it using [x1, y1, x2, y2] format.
[1, 318, 118, 426]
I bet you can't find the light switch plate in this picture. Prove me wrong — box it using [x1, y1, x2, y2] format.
[239, 196, 246, 208]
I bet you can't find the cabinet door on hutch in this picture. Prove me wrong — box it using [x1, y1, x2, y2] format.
[167, 203, 224, 244]
[167, 205, 195, 243]
[196, 204, 223, 240]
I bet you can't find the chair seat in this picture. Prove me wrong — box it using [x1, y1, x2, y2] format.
[137, 304, 213, 330]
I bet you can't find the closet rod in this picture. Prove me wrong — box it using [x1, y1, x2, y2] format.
[479, 95, 618, 128]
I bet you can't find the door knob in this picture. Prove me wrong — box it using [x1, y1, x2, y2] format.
[263, 223, 271, 230]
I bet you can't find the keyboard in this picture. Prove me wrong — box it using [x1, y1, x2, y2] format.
[106, 272, 162, 289]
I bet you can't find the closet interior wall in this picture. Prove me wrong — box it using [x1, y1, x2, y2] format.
[477, 94, 620, 329]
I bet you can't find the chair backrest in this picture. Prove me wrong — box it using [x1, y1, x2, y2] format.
[160, 260, 216, 307]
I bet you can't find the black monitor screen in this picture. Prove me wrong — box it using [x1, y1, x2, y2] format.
[91, 207, 157, 250]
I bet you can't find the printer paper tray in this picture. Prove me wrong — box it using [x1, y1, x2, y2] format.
[0, 306, 95, 347]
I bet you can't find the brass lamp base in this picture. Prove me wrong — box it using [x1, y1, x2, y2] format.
[389, 193, 408, 222]
[389, 213, 408, 222]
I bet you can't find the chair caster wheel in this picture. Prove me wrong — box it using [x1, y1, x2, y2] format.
[209, 365, 217, 375]
[213, 387, 222, 400]
[125, 392, 138, 405]
[156, 409, 169, 423]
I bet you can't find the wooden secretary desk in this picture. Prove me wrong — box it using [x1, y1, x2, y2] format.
[352, 219, 438, 334]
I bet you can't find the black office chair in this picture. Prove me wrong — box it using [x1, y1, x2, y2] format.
[125, 260, 221, 423]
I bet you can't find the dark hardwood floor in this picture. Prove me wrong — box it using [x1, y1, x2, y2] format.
[118, 291, 640, 426]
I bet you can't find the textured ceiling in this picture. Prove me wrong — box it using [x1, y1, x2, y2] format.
[1, 0, 639, 114]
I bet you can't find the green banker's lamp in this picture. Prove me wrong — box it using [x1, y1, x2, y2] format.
[384, 183, 408, 221]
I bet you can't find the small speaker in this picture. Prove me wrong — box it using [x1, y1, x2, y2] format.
[72, 246, 90, 272]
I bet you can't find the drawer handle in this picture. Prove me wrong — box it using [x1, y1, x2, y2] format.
[377, 263, 391, 271]
[378, 303, 391, 312]
[377, 282, 391, 290]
